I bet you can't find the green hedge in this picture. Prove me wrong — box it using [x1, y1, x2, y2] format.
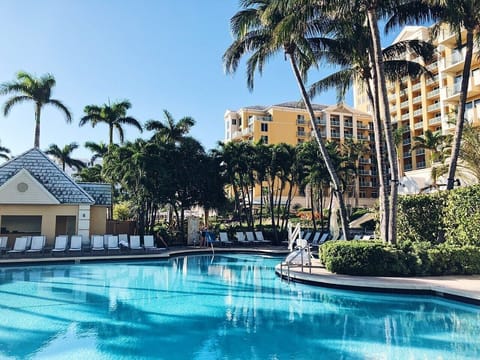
[444, 185, 480, 246]
[321, 240, 480, 276]
[397, 184, 480, 246]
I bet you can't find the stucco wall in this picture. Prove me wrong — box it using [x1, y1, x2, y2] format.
[90, 206, 108, 236]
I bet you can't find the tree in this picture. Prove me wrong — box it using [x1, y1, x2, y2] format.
[45, 142, 86, 172]
[224, 0, 351, 239]
[84, 141, 109, 165]
[457, 122, 480, 182]
[411, 129, 449, 165]
[74, 164, 104, 183]
[145, 110, 195, 144]
[0, 71, 72, 148]
[80, 100, 142, 145]
[307, 10, 433, 242]
[387, 0, 480, 190]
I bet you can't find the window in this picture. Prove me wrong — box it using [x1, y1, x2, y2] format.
[232, 119, 237, 125]
[261, 123, 268, 132]
[1, 216, 42, 235]
[260, 135, 268, 144]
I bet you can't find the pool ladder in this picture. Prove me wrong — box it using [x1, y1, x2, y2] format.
[280, 242, 312, 283]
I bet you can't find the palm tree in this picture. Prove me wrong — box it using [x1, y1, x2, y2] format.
[307, 11, 433, 242]
[0, 71, 72, 148]
[224, 0, 351, 240]
[45, 143, 86, 172]
[0, 143, 10, 161]
[456, 122, 480, 182]
[387, 0, 480, 190]
[145, 110, 195, 144]
[80, 100, 142, 145]
[411, 129, 449, 165]
[84, 141, 109, 165]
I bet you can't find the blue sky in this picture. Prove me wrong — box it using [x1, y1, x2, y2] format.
[0, 1, 401, 159]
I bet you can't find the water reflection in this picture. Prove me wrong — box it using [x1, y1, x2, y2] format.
[0, 255, 478, 359]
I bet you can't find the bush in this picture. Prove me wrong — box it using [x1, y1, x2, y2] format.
[444, 185, 480, 246]
[397, 192, 447, 244]
[321, 240, 480, 276]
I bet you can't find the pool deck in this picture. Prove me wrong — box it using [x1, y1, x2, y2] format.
[1, 246, 479, 305]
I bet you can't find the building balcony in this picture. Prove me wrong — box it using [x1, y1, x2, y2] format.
[426, 62, 438, 72]
[414, 121, 424, 130]
[403, 125, 410, 132]
[403, 151, 412, 158]
[359, 182, 373, 188]
[296, 119, 307, 125]
[357, 123, 369, 129]
[358, 170, 371, 176]
[402, 138, 411, 145]
[400, 100, 409, 108]
[404, 164, 413, 171]
[345, 133, 353, 139]
[401, 113, 410, 121]
[416, 148, 425, 155]
[359, 158, 371, 164]
[252, 115, 272, 122]
[443, 50, 465, 71]
[331, 132, 341, 138]
[412, 83, 422, 91]
[427, 88, 440, 99]
[427, 103, 441, 112]
[428, 116, 442, 126]
[297, 131, 309, 137]
[426, 74, 439, 86]
[331, 120, 340, 127]
[357, 134, 369, 140]
[315, 118, 326, 125]
[413, 109, 423, 117]
[344, 121, 353, 128]
[417, 161, 426, 168]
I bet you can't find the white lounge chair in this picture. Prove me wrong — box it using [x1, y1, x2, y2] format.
[144, 235, 166, 252]
[0, 236, 8, 254]
[129, 235, 144, 251]
[245, 231, 256, 242]
[236, 231, 250, 245]
[7, 237, 27, 256]
[118, 234, 129, 249]
[311, 232, 321, 245]
[26, 236, 46, 255]
[303, 231, 312, 241]
[107, 235, 120, 253]
[219, 232, 233, 246]
[69, 235, 83, 254]
[91, 235, 105, 253]
[254, 231, 270, 243]
[51, 235, 68, 255]
[103, 234, 112, 247]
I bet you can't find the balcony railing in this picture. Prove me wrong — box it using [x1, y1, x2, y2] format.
[444, 50, 464, 68]
[252, 115, 272, 122]
[359, 158, 371, 164]
[331, 132, 341, 138]
[412, 95, 422, 104]
[400, 100, 409, 108]
[416, 149, 425, 155]
[427, 88, 440, 99]
[403, 151, 412, 158]
[429, 116, 441, 125]
[414, 121, 424, 130]
[417, 161, 426, 168]
[401, 113, 410, 121]
[331, 120, 340, 126]
[426, 74, 439, 86]
[427, 103, 441, 112]
[296, 118, 306, 125]
[412, 83, 422, 91]
[402, 138, 411, 145]
[344, 121, 353, 128]
[413, 109, 422, 117]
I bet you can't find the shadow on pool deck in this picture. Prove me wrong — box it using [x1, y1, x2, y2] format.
[1, 246, 479, 305]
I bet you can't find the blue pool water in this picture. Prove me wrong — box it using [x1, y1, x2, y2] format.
[0, 254, 479, 359]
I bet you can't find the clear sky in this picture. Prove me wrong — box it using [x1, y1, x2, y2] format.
[0, 1, 401, 159]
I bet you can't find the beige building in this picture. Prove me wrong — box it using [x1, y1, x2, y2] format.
[354, 25, 480, 189]
[0, 148, 112, 247]
[224, 101, 377, 207]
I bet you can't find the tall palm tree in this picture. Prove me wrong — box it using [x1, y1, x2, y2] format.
[387, 0, 480, 190]
[0, 71, 72, 148]
[0, 143, 10, 161]
[458, 122, 480, 182]
[307, 12, 433, 242]
[145, 110, 195, 144]
[45, 142, 86, 172]
[84, 141, 109, 165]
[224, 0, 351, 240]
[80, 100, 142, 145]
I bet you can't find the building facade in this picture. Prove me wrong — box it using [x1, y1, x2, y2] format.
[0, 148, 112, 247]
[224, 101, 377, 207]
[354, 25, 480, 189]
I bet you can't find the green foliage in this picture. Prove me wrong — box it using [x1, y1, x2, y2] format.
[321, 240, 480, 276]
[113, 201, 132, 221]
[397, 192, 447, 244]
[444, 185, 480, 246]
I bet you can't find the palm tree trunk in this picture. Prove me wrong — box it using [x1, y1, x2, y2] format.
[34, 103, 41, 148]
[287, 54, 350, 240]
[367, 8, 399, 244]
[446, 31, 474, 190]
[367, 79, 389, 242]
[109, 125, 114, 145]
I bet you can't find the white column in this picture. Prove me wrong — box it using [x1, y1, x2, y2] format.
[77, 205, 91, 244]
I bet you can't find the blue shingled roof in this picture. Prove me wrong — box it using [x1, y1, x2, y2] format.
[0, 148, 111, 205]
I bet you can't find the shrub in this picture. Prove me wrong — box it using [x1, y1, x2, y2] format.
[397, 193, 447, 244]
[321, 240, 480, 276]
[444, 185, 480, 246]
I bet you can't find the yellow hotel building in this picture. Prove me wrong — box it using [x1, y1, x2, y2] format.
[224, 101, 377, 207]
[355, 25, 480, 189]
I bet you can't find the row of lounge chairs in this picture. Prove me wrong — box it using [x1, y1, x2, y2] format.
[206, 231, 270, 246]
[0, 234, 165, 257]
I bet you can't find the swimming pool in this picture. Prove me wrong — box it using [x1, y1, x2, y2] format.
[0, 254, 478, 359]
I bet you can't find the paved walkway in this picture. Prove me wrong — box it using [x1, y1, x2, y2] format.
[275, 259, 480, 305]
[1, 246, 479, 305]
